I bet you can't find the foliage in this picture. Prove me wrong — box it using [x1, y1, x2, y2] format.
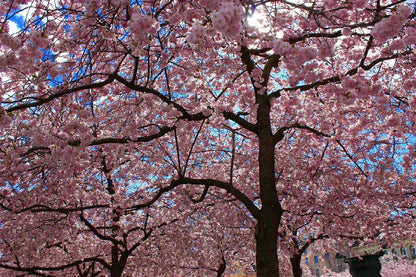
[0, 0, 415, 276]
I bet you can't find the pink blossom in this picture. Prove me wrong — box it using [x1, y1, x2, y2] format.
[186, 23, 206, 45]
[272, 39, 292, 56]
[128, 10, 158, 42]
[372, 5, 411, 42]
[211, 1, 244, 39]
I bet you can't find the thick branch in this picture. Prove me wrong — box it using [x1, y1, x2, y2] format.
[269, 50, 413, 98]
[0, 257, 111, 273]
[240, 45, 256, 74]
[6, 77, 115, 113]
[127, 177, 260, 219]
[113, 74, 208, 121]
[222, 111, 257, 134]
[288, 30, 342, 44]
[79, 213, 122, 245]
[216, 256, 227, 277]
[68, 126, 175, 146]
[16, 203, 109, 214]
[173, 177, 260, 219]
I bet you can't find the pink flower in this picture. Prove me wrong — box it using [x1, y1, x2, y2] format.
[272, 39, 292, 56]
[128, 9, 158, 42]
[211, 2, 244, 39]
[372, 5, 411, 42]
[186, 23, 206, 45]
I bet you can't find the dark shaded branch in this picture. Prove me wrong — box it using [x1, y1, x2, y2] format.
[183, 119, 206, 176]
[299, 233, 329, 254]
[359, 49, 412, 71]
[79, 213, 121, 245]
[269, 49, 413, 98]
[270, 76, 340, 97]
[188, 185, 209, 203]
[173, 128, 183, 176]
[291, 122, 331, 137]
[247, 47, 272, 55]
[126, 182, 178, 212]
[274, 122, 331, 143]
[222, 111, 257, 134]
[17, 204, 110, 214]
[113, 74, 208, 121]
[172, 177, 260, 219]
[240, 45, 256, 74]
[68, 126, 176, 146]
[216, 256, 227, 277]
[312, 142, 329, 179]
[273, 127, 287, 144]
[6, 77, 115, 113]
[127, 177, 260, 219]
[20, 146, 51, 157]
[261, 53, 280, 87]
[336, 140, 368, 177]
[288, 30, 342, 44]
[0, 257, 111, 273]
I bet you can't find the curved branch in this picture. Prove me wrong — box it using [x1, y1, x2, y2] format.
[68, 125, 176, 146]
[0, 257, 111, 273]
[127, 177, 260, 219]
[16, 204, 110, 214]
[79, 213, 122, 246]
[269, 49, 413, 98]
[5, 77, 115, 113]
[288, 30, 342, 44]
[113, 74, 208, 121]
[222, 111, 257, 134]
[173, 177, 261, 219]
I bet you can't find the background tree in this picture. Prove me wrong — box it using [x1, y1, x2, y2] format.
[1, 0, 416, 276]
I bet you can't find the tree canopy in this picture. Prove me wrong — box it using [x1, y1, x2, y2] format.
[0, 0, 415, 276]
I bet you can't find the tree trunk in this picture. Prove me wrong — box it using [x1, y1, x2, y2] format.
[110, 249, 122, 277]
[346, 253, 383, 277]
[255, 95, 283, 277]
[255, 219, 280, 277]
[290, 254, 303, 277]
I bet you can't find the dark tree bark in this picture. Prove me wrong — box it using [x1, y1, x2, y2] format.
[346, 253, 383, 277]
[290, 254, 303, 277]
[255, 95, 283, 277]
[216, 256, 227, 277]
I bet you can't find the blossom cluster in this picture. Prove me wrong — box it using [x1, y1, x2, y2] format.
[372, 5, 411, 42]
[128, 9, 158, 43]
[211, 1, 244, 39]
[271, 39, 292, 56]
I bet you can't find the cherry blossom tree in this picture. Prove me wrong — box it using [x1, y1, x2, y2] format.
[1, 0, 416, 276]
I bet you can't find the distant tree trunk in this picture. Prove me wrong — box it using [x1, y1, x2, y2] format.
[216, 256, 226, 277]
[346, 253, 383, 277]
[290, 254, 303, 277]
[255, 95, 283, 277]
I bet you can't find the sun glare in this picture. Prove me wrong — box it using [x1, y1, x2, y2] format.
[247, 12, 264, 27]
